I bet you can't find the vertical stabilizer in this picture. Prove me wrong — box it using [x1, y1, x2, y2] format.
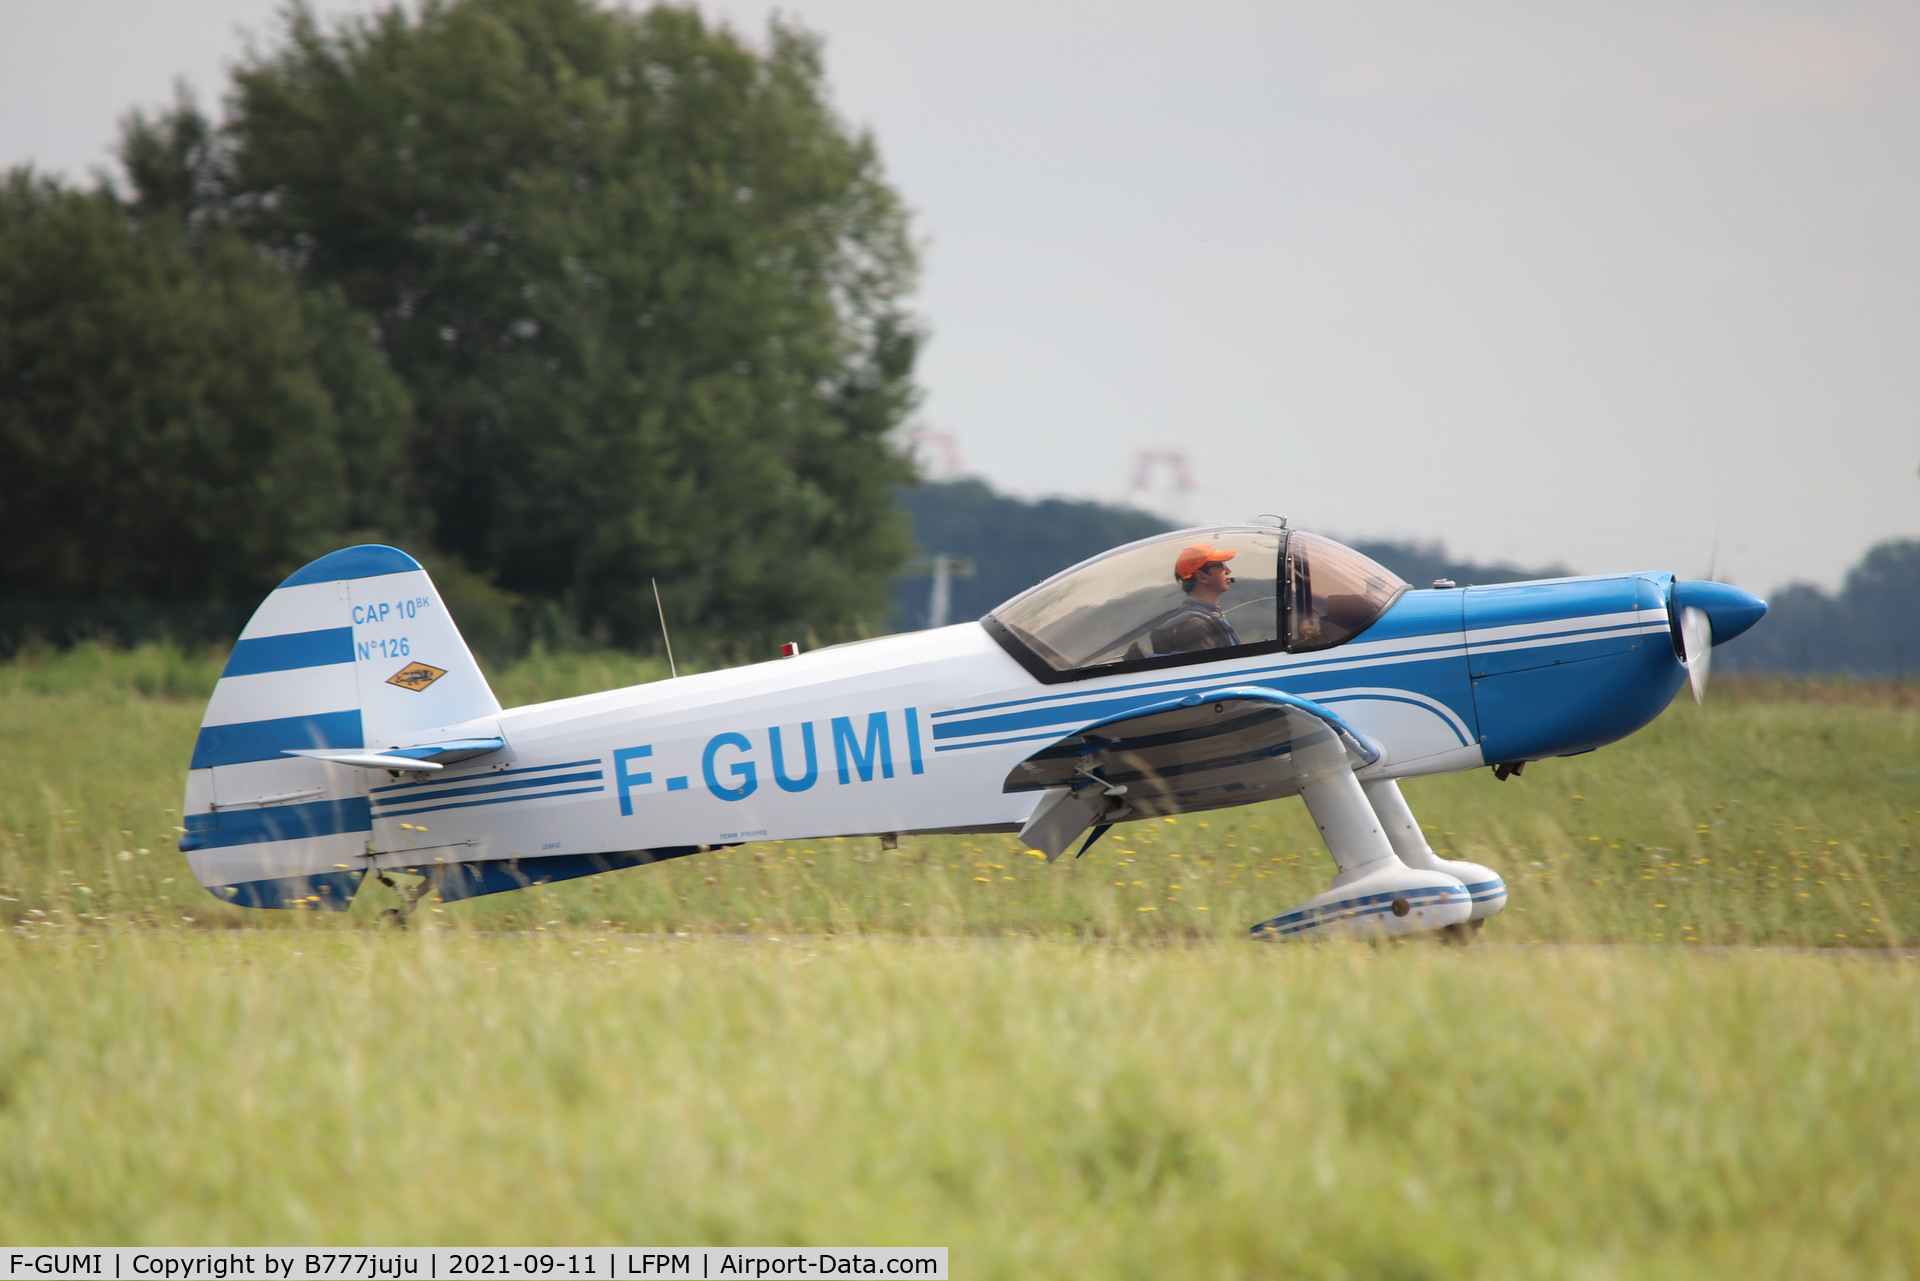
[178, 545, 501, 909]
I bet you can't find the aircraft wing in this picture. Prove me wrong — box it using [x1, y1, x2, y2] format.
[1003, 686, 1382, 860]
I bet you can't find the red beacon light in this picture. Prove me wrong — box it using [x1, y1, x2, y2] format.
[780, 641, 801, 658]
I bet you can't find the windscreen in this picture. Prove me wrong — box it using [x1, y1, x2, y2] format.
[989, 527, 1282, 672]
[1285, 532, 1406, 651]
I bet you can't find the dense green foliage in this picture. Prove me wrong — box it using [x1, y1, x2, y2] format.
[1342, 535, 1570, 591]
[2, 0, 920, 654]
[0, 169, 412, 605]
[214, 0, 919, 649]
[895, 479, 1172, 624]
[893, 479, 1575, 626]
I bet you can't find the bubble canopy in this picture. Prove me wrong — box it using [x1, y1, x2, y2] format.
[982, 525, 1408, 682]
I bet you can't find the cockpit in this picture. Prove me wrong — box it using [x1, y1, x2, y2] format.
[982, 525, 1407, 681]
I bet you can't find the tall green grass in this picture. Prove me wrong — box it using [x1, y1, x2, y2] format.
[2, 929, 1917, 1276]
[2, 645, 1915, 945]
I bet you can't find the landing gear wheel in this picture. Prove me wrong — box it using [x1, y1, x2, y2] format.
[377, 908, 408, 930]
[1439, 921, 1476, 946]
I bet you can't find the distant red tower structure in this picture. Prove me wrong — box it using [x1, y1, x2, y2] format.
[1129, 449, 1195, 506]
[908, 429, 966, 481]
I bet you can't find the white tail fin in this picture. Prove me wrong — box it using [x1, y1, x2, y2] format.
[178, 545, 501, 909]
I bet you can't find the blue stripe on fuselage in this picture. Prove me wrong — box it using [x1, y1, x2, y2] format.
[1470, 630, 1646, 678]
[368, 758, 602, 794]
[369, 770, 604, 810]
[1313, 691, 1473, 746]
[372, 784, 607, 820]
[208, 869, 365, 910]
[932, 648, 1470, 739]
[927, 635, 1466, 723]
[1462, 575, 1649, 633]
[933, 691, 1198, 742]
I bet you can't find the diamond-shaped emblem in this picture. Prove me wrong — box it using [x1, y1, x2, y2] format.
[386, 661, 447, 692]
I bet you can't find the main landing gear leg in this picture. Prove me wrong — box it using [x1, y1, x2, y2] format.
[1361, 778, 1507, 937]
[1250, 742, 1472, 940]
[372, 869, 433, 929]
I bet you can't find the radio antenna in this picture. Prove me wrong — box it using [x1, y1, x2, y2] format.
[651, 577, 678, 678]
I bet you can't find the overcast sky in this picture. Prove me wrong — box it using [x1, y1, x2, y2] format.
[5, 0, 1915, 593]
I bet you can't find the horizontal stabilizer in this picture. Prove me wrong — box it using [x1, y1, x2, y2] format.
[284, 751, 445, 771]
[283, 737, 506, 771]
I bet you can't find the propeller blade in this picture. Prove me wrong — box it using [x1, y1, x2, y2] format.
[1681, 605, 1713, 703]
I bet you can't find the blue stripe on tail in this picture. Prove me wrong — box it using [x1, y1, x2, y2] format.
[178, 797, 372, 851]
[221, 627, 354, 677]
[278, 544, 421, 587]
[189, 710, 364, 769]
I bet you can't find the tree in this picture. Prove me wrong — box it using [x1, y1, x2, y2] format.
[892, 479, 1582, 628]
[1836, 540, 1920, 676]
[1341, 538, 1570, 591]
[1720, 539, 1920, 677]
[217, 0, 920, 650]
[895, 480, 1173, 625]
[0, 166, 413, 607]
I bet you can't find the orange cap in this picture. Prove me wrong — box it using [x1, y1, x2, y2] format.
[1175, 544, 1237, 579]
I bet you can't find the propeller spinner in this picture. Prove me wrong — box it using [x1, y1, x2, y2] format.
[1669, 579, 1766, 705]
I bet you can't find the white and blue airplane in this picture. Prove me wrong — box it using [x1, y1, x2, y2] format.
[177, 524, 1765, 938]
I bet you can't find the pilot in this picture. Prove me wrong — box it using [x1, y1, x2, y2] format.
[1150, 544, 1241, 653]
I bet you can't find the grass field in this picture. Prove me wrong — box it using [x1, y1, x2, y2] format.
[3, 645, 1919, 1272]
[4, 931, 1919, 1276]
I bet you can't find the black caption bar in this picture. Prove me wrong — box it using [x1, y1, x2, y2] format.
[2, 1252, 946, 1281]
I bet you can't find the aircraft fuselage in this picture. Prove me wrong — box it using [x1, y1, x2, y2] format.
[362, 573, 1687, 876]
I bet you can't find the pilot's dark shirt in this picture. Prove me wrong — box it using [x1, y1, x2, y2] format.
[1150, 598, 1240, 654]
